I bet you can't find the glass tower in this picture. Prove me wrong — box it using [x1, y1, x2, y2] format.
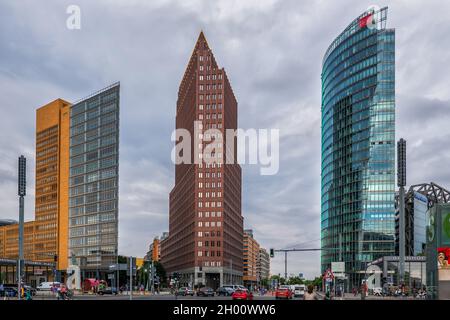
[68, 83, 120, 277]
[321, 7, 396, 287]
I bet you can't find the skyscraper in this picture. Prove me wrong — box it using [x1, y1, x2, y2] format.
[68, 83, 120, 278]
[161, 32, 243, 289]
[0, 99, 71, 274]
[35, 99, 71, 270]
[321, 7, 396, 286]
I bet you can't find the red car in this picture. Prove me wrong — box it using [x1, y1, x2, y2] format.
[275, 287, 293, 299]
[231, 289, 254, 300]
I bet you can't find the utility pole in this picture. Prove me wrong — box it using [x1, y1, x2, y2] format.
[270, 247, 340, 286]
[18, 156, 26, 301]
[284, 251, 288, 281]
[397, 139, 406, 286]
[129, 256, 133, 300]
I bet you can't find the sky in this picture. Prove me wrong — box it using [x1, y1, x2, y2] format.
[0, 0, 449, 280]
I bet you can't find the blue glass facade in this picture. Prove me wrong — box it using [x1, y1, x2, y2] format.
[321, 7, 396, 286]
[68, 83, 120, 274]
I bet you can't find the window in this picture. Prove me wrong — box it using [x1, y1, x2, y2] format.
[199, 104, 204, 110]
[86, 151, 98, 161]
[198, 241, 202, 247]
[198, 251, 203, 257]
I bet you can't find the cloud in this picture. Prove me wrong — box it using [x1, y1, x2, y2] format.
[0, 0, 450, 279]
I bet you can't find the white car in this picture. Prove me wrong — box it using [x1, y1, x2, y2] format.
[372, 287, 383, 296]
[293, 285, 306, 297]
[37, 282, 60, 291]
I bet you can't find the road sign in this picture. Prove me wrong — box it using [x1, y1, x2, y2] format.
[109, 263, 128, 271]
[324, 269, 334, 281]
[108, 274, 114, 279]
[331, 262, 345, 273]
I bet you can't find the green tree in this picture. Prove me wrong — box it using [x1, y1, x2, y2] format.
[287, 276, 304, 285]
[154, 261, 167, 286]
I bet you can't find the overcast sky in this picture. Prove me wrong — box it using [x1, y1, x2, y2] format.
[0, 0, 449, 279]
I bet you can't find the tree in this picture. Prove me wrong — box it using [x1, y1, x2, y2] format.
[154, 261, 167, 286]
[287, 276, 304, 285]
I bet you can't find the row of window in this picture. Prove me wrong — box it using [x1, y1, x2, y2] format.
[36, 136, 57, 149]
[70, 168, 117, 186]
[197, 221, 222, 227]
[197, 251, 221, 257]
[197, 231, 221, 238]
[70, 179, 117, 198]
[202, 261, 222, 267]
[70, 211, 116, 226]
[198, 182, 222, 189]
[198, 201, 222, 208]
[199, 84, 223, 91]
[199, 94, 222, 101]
[198, 113, 222, 120]
[71, 100, 117, 122]
[198, 192, 222, 198]
[198, 172, 222, 178]
[198, 104, 222, 111]
[70, 145, 116, 167]
[198, 211, 222, 218]
[70, 157, 117, 177]
[69, 190, 116, 206]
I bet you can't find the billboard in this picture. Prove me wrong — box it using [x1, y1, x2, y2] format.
[414, 192, 428, 255]
[427, 204, 450, 299]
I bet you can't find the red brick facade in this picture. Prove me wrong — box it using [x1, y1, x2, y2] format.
[161, 32, 243, 288]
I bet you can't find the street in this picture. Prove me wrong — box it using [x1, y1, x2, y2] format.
[17, 291, 421, 301]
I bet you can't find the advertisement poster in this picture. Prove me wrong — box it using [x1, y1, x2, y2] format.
[438, 247, 450, 299]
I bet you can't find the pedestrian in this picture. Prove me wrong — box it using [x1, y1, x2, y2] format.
[303, 285, 318, 300]
[360, 281, 367, 300]
[25, 289, 33, 301]
[0, 283, 4, 298]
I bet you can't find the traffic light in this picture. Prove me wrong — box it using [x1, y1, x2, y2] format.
[270, 248, 274, 258]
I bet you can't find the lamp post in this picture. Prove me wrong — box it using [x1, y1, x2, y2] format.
[18, 156, 26, 300]
[397, 139, 406, 286]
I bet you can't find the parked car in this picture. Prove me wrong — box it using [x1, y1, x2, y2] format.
[275, 287, 293, 299]
[223, 285, 246, 291]
[197, 287, 215, 297]
[231, 289, 253, 300]
[216, 286, 235, 296]
[97, 286, 118, 295]
[37, 282, 60, 291]
[0, 286, 18, 297]
[373, 287, 383, 296]
[176, 287, 194, 296]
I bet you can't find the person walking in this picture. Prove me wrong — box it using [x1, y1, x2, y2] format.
[303, 285, 318, 300]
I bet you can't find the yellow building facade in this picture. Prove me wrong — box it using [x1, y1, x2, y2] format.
[0, 99, 71, 272]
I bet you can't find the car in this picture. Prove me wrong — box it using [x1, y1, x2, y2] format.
[231, 289, 253, 300]
[293, 285, 305, 297]
[176, 287, 194, 296]
[275, 287, 293, 299]
[196, 287, 215, 297]
[216, 286, 234, 296]
[0, 286, 18, 297]
[223, 285, 246, 291]
[97, 287, 118, 295]
[37, 282, 60, 291]
[373, 287, 383, 296]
